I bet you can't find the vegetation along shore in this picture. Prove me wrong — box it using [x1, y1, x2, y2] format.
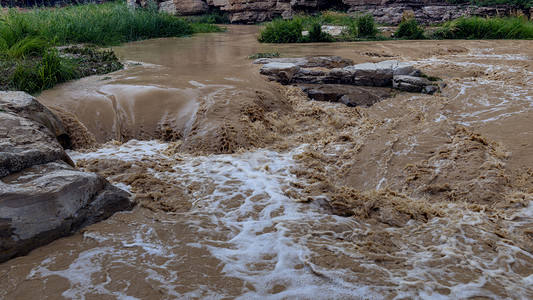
[0, 1, 223, 94]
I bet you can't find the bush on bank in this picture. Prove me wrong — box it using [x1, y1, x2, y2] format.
[257, 13, 380, 43]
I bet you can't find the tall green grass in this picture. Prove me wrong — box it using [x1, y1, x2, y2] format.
[0, 1, 200, 47]
[11, 50, 80, 94]
[431, 16, 533, 39]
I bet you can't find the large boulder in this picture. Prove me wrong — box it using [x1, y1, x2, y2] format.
[0, 91, 70, 148]
[0, 111, 72, 178]
[0, 92, 132, 263]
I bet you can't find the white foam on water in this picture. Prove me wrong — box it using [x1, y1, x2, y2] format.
[68, 142, 533, 298]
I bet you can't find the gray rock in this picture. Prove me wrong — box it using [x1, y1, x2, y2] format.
[0, 112, 72, 178]
[259, 62, 300, 84]
[393, 75, 436, 93]
[254, 56, 354, 68]
[0, 92, 132, 263]
[0, 91, 70, 148]
[0, 161, 131, 263]
[350, 62, 394, 87]
[298, 84, 391, 107]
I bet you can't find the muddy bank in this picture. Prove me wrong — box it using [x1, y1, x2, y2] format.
[2, 26, 530, 298]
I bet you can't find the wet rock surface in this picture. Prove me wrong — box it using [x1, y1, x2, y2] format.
[257, 57, 441, 106]
[0, 92, 131, 263]
[298, 84, 391, 107]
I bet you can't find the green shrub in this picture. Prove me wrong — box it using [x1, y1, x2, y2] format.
[356, 14, 378, 38]
[307, 22, 334, 42]
[257, 18, 303, 43]
[395, 19, 426, 39]
[431, 16, 533, 39]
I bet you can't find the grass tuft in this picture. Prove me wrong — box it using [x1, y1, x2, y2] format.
[431, 16, 533, 39]
[248, 52, 280, 59]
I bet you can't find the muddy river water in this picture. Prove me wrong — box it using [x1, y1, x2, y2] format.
[1, 26, 532, 298]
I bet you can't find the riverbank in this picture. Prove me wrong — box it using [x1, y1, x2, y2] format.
[257, 12, 533, 43]
[0, 1, 222, 94]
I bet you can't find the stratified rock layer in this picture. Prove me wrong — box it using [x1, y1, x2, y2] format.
[0, 92, 132, 263]
[255, 57, 441, 106]
[127, 0, 530, 24]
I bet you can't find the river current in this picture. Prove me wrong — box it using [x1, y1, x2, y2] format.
[0, 26, 532, 299]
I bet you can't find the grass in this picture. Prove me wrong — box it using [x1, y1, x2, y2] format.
[248, 52, 280, 59]
[431, 16, 533, 39]
[446, 0, 532, 8]
[0, 1, 222, 94]
[257, 12, 380, 43]
[0, 2, 197, 47]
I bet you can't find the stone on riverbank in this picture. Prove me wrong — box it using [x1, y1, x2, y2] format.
[0, 92, 132, 263]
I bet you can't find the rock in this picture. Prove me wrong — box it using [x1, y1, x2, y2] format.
[0, 112, 72, 178]
[393, 75, 438, 93]
[259, 62, 300, 84]
[0, 92, 132, 263]
[0, 161, 131, 263]
[298, 84, 391, 107]
[0, 91, 70, 148]
[159, 0, 209, 15]
[257, 57, 442, 106]
[254, 56, 354, 68]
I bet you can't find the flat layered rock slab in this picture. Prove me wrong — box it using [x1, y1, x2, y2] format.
[254, 56, 354, 68]
[258, 57, 442, 106]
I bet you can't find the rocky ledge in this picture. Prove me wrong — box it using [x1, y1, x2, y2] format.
[255, 56, 443, 107]
[0, 91, 132, 263]
[127, 0, 531, 25]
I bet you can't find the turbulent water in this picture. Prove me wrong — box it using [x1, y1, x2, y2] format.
[1, 26, 532, 299]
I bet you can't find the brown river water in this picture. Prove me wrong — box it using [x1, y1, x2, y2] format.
[1, 26, 532, 299]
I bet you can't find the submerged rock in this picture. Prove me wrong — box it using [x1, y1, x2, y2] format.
[298, 84, 391, 107]
[0, 92, 132, 263]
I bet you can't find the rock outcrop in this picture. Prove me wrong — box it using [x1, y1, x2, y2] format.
[255, 57, 442, 106]
[126, 0, 530, 24]
[0, 92, 132, 263]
